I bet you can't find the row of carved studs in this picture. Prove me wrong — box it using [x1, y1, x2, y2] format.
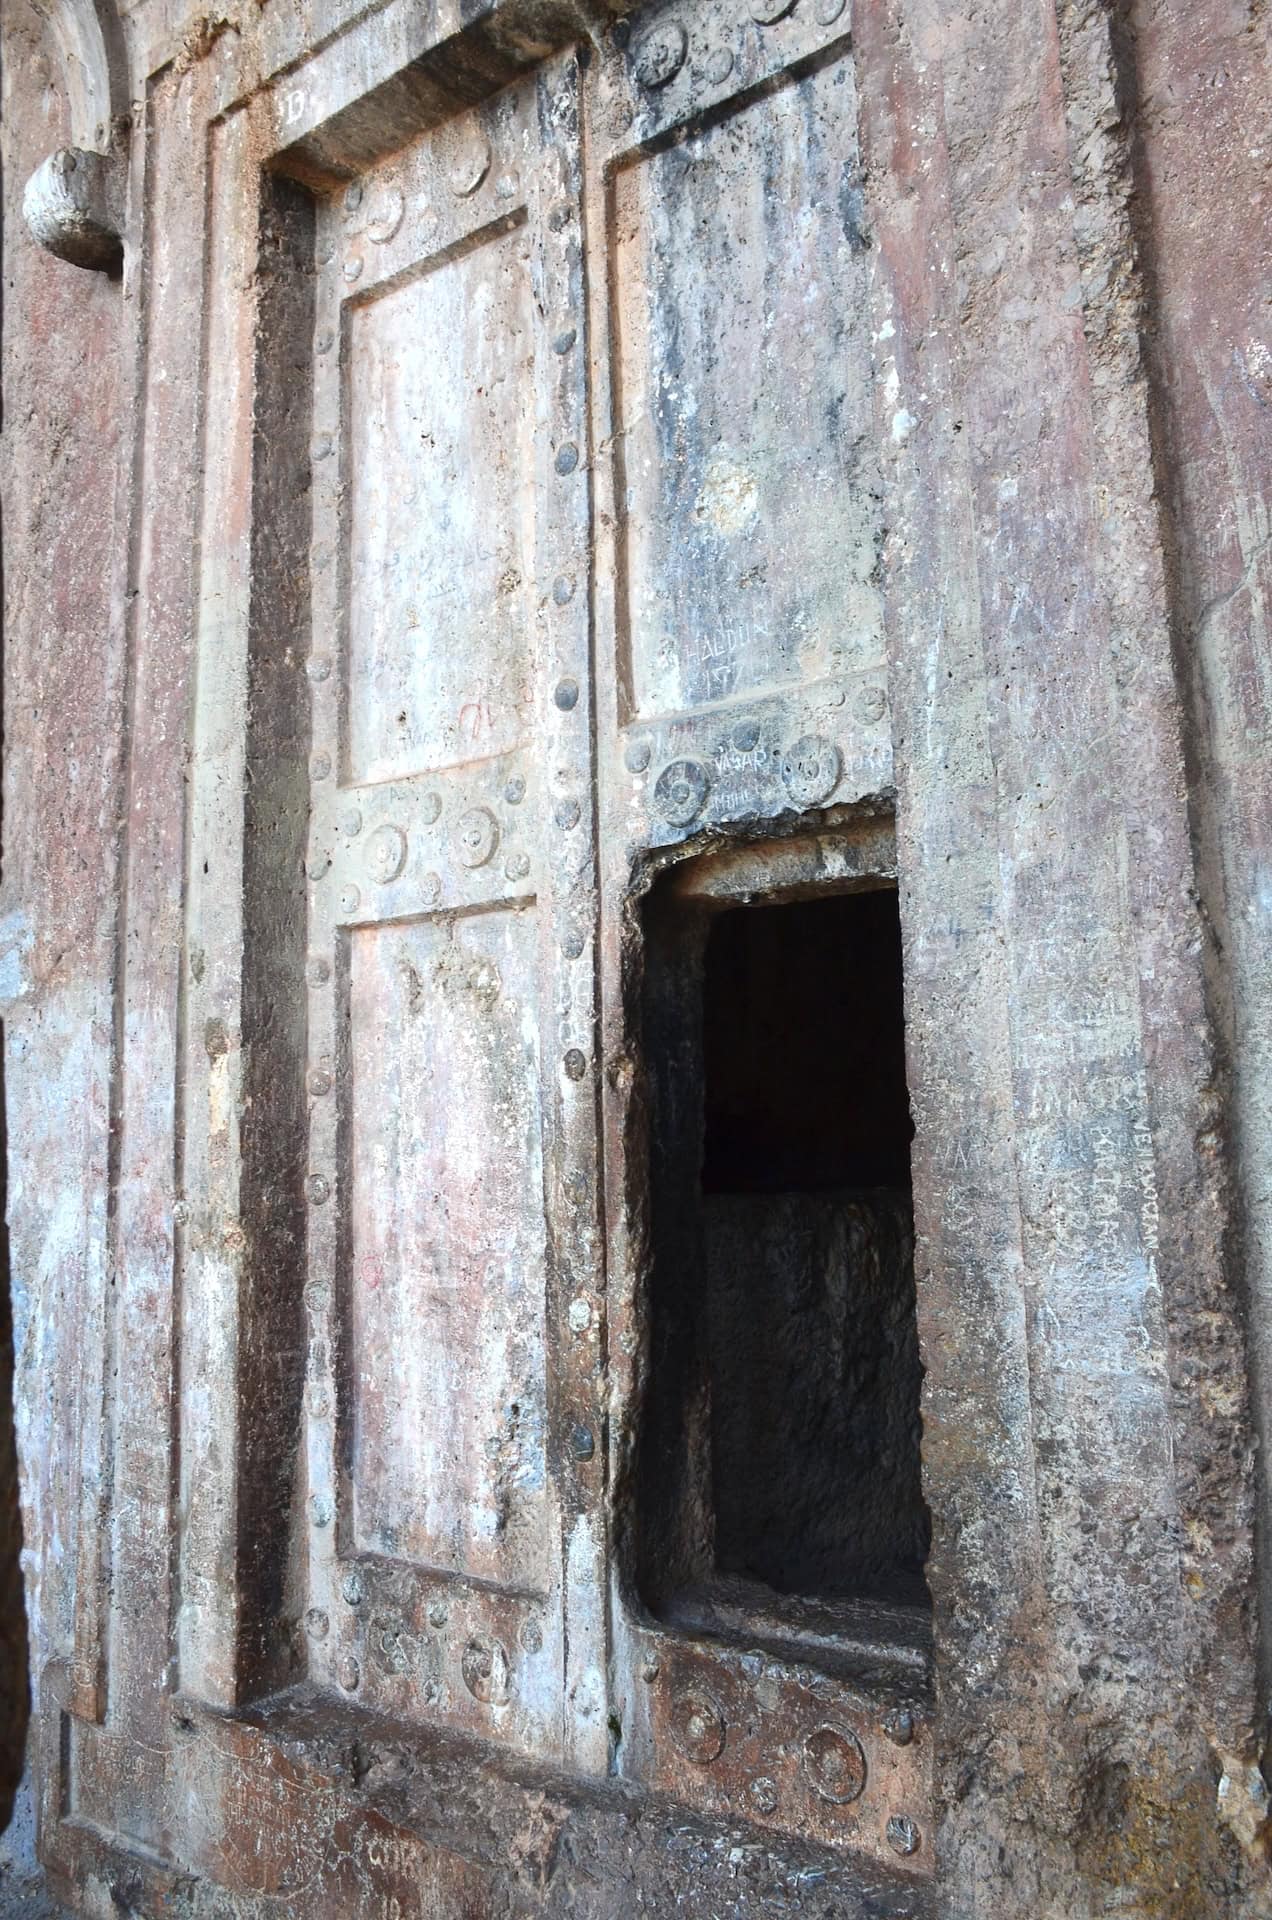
[643, 729, 858, 823]
[314, 131, 517, 285]
[547, 159, 587, 751]
[547, 177, 591, 1169]
[306, 776, 594, 1068]
[307, 1579, 536, 1708]
[625, 0, 846, 96]
[305, 796, 533, 901]
[661, 1678, 921, 1855]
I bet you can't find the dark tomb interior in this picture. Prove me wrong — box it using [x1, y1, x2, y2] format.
[637, 877, 931, 1630]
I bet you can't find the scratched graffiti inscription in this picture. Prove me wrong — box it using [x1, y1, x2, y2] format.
[611, 54, 884, 722]
[345, 221, 536, 781]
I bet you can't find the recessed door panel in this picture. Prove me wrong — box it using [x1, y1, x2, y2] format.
[611, 53, 882, 726]
[346, 905, 548, 1591]
[345, 220, 535, 784]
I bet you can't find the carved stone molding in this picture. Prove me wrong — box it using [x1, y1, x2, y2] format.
[25, 0, 129, 271]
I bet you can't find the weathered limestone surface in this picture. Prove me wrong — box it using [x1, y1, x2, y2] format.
[1, 1110, 27, 1841]
[1129, 0, 1272, 1762]
[1, 0, 1269, 1914]
[0, 0, 131, 1843]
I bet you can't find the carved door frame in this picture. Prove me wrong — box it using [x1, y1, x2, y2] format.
[27, 0, 1256, 1911]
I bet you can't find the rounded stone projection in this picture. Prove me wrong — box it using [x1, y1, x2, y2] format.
[634, 20, 688, 88]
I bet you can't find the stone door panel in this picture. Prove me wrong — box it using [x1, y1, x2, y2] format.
[300, 65, 599, 1764]
[590, 2, 891, 844]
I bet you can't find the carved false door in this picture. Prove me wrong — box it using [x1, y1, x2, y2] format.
[588, 0, 932, 1873]
[301, 63, 604, 1770]
[42, 5, 932, 1903]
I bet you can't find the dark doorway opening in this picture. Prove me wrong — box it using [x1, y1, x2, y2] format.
[636, 839, 930, 1661]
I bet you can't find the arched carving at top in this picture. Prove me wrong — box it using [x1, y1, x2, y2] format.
[24, 0, 129, 272]
[32, 0, 129, 151]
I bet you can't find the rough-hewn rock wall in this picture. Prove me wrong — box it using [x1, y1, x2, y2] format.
[0, 1055, 28, 1838]
[1129, 0, 1272, 1758]
[0, 0, 130, 1835]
